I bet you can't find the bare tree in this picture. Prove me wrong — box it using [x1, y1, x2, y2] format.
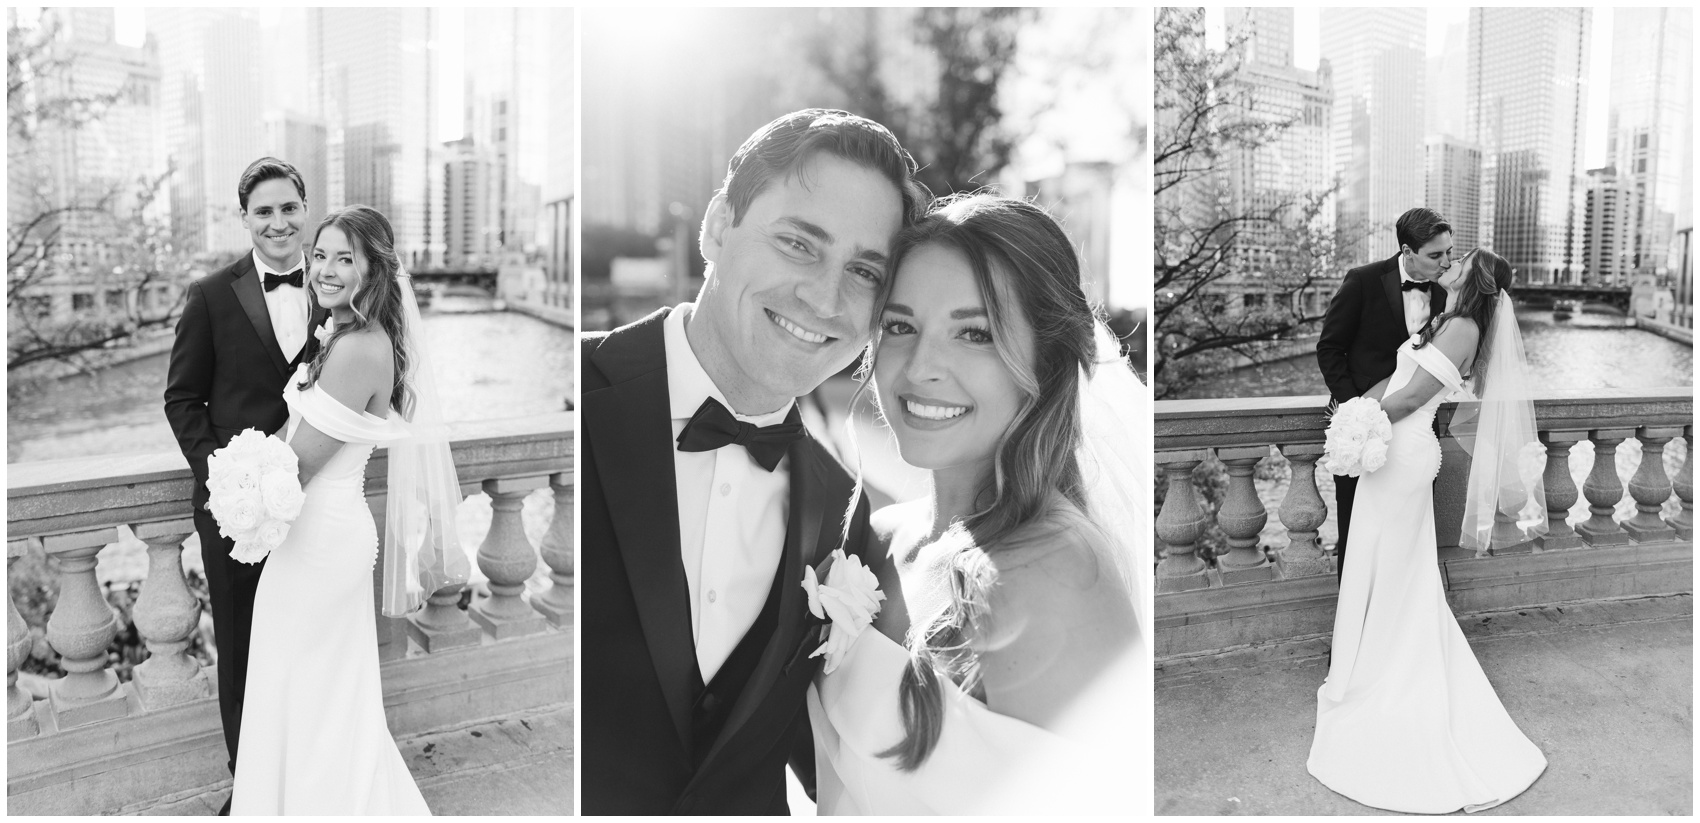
[1153, 8, 1367, 399]
[8, 15, 189, 373]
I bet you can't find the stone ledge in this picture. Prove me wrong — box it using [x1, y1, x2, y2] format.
[6, 630, 571, 816]
[1156, 540, 1693, 659]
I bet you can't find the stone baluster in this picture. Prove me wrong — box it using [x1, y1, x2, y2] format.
[470, 477, 549, 639]
[1156, 450, 1211, 593]
[1216, 446, 1275, 584]
[42, 528, 130, 728]
[1535, 432, 1585, 551]
[129, 520, 212, 709]
[404, 486, 483, 653]
[1276, 443, 1330, 577]
[8, 539, 39, 740]
[531, 472, 573, 628]
[1575, 429, 1632, 547]
[1623, 426, 1681, 542]
[1672, 425, 1693, 540]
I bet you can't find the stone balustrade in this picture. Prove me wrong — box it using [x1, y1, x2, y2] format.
[6, 413, 573, 814]
[1155, 389, 1692, 660]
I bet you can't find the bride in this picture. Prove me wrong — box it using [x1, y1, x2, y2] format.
[1308, 248, 1548, 813]
[232, 206, 466, 814]
[806, 194, 1151, 814]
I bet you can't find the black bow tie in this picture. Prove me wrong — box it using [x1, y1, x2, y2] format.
[1400, 279, 1434, 293]
[676, 397, 805, 472]
[263, 269, 304, 292]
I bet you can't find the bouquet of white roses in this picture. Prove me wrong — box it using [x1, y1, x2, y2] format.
[206, 428, 307, 564]
[1321, 396, 1394, 477]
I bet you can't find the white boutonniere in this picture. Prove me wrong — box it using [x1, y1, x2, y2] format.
[313, 319, 333, 345]
[800, 548, 886, 675]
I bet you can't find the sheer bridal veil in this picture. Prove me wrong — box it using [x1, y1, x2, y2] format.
[1077, 319, 1152, 650]
[1447, 290, 1548, 555]
[382, 265, 472, 616]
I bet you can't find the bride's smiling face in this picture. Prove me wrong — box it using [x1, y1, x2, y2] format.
[311, 225, 365, 311]
[874, 242, 1033, 474]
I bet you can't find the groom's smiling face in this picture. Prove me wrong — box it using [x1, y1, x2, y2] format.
[690, 153, 903, 414]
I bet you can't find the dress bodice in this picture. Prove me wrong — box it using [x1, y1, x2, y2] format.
[1385, 335, 1468, 431]
[282, 365, 406, 489]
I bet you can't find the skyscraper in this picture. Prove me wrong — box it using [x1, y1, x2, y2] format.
[1583, 167, 1640, 287]
[1608, 7, 1693, 283]
[309, 8, 436, 267]
[1465, 8, 1590, 285]
[1219, 8, 1335, 279]
[1321, 8, 1426, 264]
[1424, 136, 1481, 252]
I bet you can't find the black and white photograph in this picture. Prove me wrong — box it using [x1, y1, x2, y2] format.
[1153, 6, 1692, 815]
[579, 7, 1151, 815]
[7, 7, 573, 814]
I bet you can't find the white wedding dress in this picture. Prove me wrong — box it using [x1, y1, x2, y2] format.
[1308, 337, 1547, 813]
[231, 368, 430, 815]
[806, 535, 1137, 815]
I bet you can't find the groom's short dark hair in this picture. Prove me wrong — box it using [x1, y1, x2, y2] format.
[717, 109, 927, 228]
[1395, 207, 1451, 251]
[238, 157, 306, 212]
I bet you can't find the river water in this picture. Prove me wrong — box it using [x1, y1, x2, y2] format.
[1182, 307, 1693, 399]
[8, 300, 574, 587]
[8, 300, 573, 462]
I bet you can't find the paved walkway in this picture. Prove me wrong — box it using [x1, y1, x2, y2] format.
[140, 702, 573, 815]
[1156, 594, 1692, 816]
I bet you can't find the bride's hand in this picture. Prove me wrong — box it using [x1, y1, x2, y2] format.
[1365, 378, 1391, 403]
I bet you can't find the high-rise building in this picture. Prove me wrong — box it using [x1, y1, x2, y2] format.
[1582, 167, 1640, 288]
[1226, 7, 1293, 69]
[309, 8, 436, 268]
[1465, 8, 1590, 285]
[9, 8, 166, 321]
[1426, 19, 1470, 143]
[1219, 9, 1335, 280]
[1607, 8, 1693, 283]
[442, 137, 499, 267]
[1424, 136, 1481, 252]
[1321, 8, 1426, 264]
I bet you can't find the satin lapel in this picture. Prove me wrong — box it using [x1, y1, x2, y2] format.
[693, 436, 830, 772]
[584, 322, 696, 752]
[231, 259, 291, 378]
[1379, 258, 1406, 335]
[1430, 280, 1448, 317]
[303, 304, 330, 363]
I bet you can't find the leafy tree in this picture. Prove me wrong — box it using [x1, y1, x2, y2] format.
[806, 7, 1031, 197]
[1152, 8, 1367, 399]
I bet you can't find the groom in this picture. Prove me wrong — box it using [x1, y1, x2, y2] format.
[581, 109, 925, 814]
[163, 157, 327, 809]
[1316, 207, 1453, 577]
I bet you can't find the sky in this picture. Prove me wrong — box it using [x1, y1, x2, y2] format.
[113, 7, 467, 141]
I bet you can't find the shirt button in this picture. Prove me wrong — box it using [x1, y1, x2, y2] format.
[707, 589, 717, 604]
[719, 483, 730, 497]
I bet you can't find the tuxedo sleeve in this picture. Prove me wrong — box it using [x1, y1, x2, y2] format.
[1316, 272, 1361, 404]
[164, 280, 218, 473]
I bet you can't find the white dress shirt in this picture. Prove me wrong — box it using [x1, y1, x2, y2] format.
[1397, 255, 1432, 337]
[665, 303, 793, 683]
[253, 250, 310, 361]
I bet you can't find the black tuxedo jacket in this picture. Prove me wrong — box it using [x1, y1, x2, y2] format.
[1316, 253, 1448, 404]
[164, 254, 328, 501]
[580, 307, 873, 816]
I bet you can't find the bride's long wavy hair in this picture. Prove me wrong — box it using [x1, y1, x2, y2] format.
[299, 205, 414, 417]
[1412, 248, 1515, 386]
[849, 193, 1099, 771]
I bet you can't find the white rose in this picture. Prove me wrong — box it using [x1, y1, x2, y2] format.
[801, 549, 886, 675]
[221, 493, 264, 533]
[255, 519, 291, 551]
[260, 470, 307, 521]
[1361, 438, 1390, 472]
[230, 537, 270, 565]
